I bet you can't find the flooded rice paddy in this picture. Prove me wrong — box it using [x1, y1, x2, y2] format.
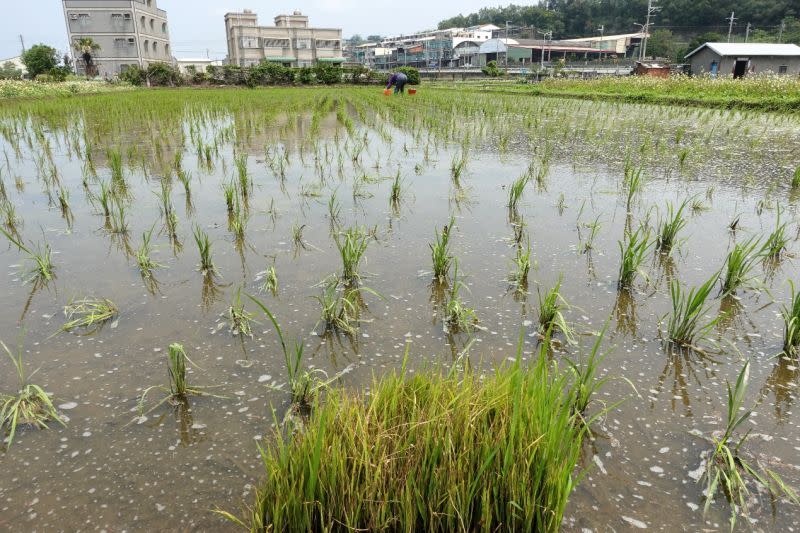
[1, 88, 800, 531]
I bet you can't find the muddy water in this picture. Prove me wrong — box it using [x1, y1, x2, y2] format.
[1, 90, 800, 531]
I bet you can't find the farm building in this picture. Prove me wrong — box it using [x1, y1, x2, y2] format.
[633, 61, 670, 78]
[477, 38, 603, 67]
[685, 42, 800, 78]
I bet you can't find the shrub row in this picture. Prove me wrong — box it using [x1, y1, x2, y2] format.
[119, 62, 419, 88]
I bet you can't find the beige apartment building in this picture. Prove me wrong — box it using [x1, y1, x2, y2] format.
[224, 10, 344, 68]
[62, 0, 173, 77]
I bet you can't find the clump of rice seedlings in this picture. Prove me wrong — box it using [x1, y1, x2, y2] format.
[728, 214, 741, 233]
[1, 336, 65, 449]
[135, 226, 162, 278]
[791, 166, 800, 189]
[430, 217, 454, 283]
[334, 226, 369, 285]
[176, 168, 192, 199]
[1, 200, 20, 234]
[56, 185, 70, 214]
[664, 274, 719, 349]
[509, 239, 531, 292]
[218, 337, 586, 532]
[234, 153, 250, 197]
[222, 180, 236, 214]
[389, 171, 403, 209]
[228, 287, 255, 338]
[108, 148, 124, 189]
[137, 343, 219, 416]
[61, 297, 118, 333]
[313, 276, 375, 336]
[229, 197, 248, 243]
[556, 192, 567, 215]
[193, 225, 217, 277]
[0, 227, 54, 284]
[291, 223, 307, 249]
[258, 264, 278, 296]
[450, 149, 468, 185]
[109, 197, 129, 235]
[444, 261, 478, 334]
[781, 281, 800, 355]
[700, 361, 799, 530]
[656, 200, 688, 253]
[97, 180, 112, 218]
[690, 196, 709, 214]
[537, 276, 575, 344]
[617, 225, 652, 290]
[327, 191, 341, 226]
[720, 237, 762, 295]
[623, 161, 644, 213]
[762, 205, 789, 260]
[578, 216, 601, 253]
[247, 296, 331, 407]
[507, 174, 529, 210]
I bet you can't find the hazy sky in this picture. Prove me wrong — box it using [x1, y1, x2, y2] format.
[1, 0, 516, 60]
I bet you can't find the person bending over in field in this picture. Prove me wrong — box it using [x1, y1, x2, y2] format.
[386, 71, 409, 95]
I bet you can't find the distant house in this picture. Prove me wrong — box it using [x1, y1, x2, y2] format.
[176, 58, 222, 75]
[0, 56, 27, 76]
[562, 33, 647, 58]
[685, 42, 800, 78]
[634, 61, 670, 78]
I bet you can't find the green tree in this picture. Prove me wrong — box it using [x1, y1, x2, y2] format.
[73, 37, 101, 78]
[20, 44, 59, 78]
[647, 29, 679, 60]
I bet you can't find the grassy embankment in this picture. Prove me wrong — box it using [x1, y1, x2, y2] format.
[439, 75, 800, 112]
[0, 80, 133, 100]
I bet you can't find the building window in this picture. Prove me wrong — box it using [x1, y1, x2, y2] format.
[162, 22, 167, 33]
[143, 40, 150, 52]
[165, 44, 170, 56]
[147, 0, 152, 6]
[140, 15, 145, 27]
[127, 38, 135, 46]
[114, 38, 126, 48]
[75, 13, 91, 27]
[241, 37, 260, 48]
[153, 42, 158, 55]
[296, 38, 312, 49]
[149, 19, 154, 30]
[316, 39, 341, 50]
[124, 13, 131, 20]
[264, 38, 290, 49]
[779, 65, 788, 74]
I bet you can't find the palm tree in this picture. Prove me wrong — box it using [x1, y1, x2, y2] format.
[73, 38, 101, 78]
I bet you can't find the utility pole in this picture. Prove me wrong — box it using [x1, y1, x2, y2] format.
[640, 0, 660, 60]
[505, 21, 510, 71]
[778, 20, 786, 43]
[745, 23, 751, 42]
[19, 34, 26, 53]
[598, 25, 605, 60]
[726, 11, 737, 43]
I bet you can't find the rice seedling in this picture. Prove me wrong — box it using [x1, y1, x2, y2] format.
[258, 264, 278, 296]
[700, 361, 799, 530]
[430, 217, 454, 283]
[222, 180, 236, 214]
[623, 161, 644, 212]
[728, 214, 741, 233]
[720, 237, 762, 295]
[444, 261, 478, 334]
[96, 180, 112, 218]
[176, 168, 192, 198]
[507, 173, 529, 210]
[229, 197, 248, 243]
[389, 170, 403, 209]
[537, 276, 575, 344]
[617, 225, 652, 290]
[664, 274, 719, 349]
[1, 200, 20, 234]
[108, 148, 124, 189]
[556, 192, 567, 215]
[1, 336, 65, 449]
[135, 226, 162, 278]
[109, 197, 129, 235]
[218, 336, 586, 532]
[228, 287, 255, 338]
[291, 223, 307, 249]
[450, 149, 468, 185]
[578, 216, 601, 253]
[136, 343, 220, 416]
[313, 276, 378, 336]
[246, 296, 332, 406]
[61, 297, 118, 333]
[192, 225, 217, 277]
[690, 197, 709, 214]
[509, 238, 531, 292]
[327, 190, 341, 226]
[763, 205, 789, 260]
[655, 200, 688, 253]
[0, 227, 54, 284]
[234, 153, 250, 197]
[792, 166, 800, 189]
[781, 281, 800, 355]
[334, 226, 369, 285]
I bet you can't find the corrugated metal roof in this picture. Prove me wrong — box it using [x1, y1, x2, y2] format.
[685, 42, 800, 59]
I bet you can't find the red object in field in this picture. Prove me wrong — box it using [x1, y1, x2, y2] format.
[383, 89, 392, 96]
[408, 89, 417, 95]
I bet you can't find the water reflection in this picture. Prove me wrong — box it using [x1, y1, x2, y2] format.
[760, 355, 800, 424]
[653, 345, 718, 417]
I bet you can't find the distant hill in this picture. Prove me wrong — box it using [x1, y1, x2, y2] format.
[438, 1, 799, 41]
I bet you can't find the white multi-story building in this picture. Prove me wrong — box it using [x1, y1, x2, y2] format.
[62, 0, 173, 77]
[224, 10, 344, 68]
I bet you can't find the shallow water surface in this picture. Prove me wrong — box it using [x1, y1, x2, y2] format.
[1, 89, 800, 531]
